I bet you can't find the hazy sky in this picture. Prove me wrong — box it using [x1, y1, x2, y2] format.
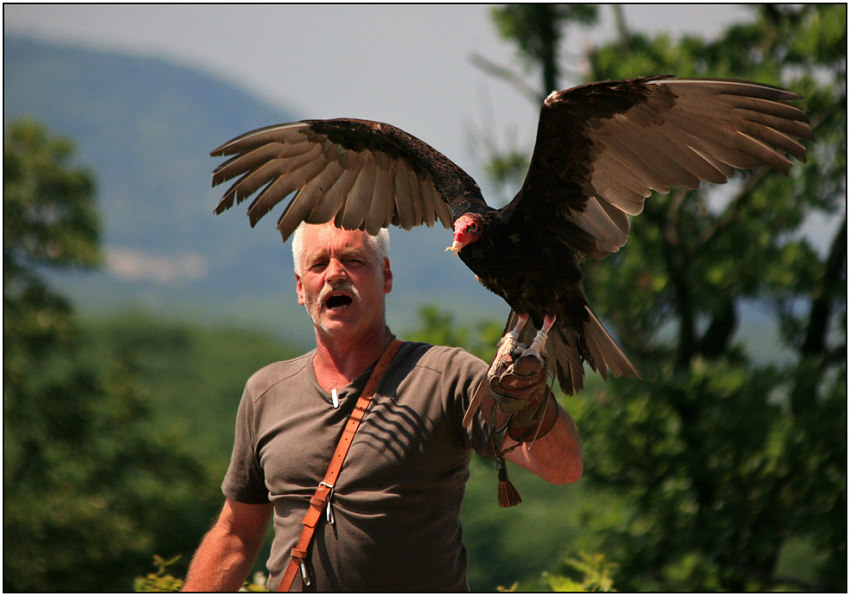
[4, 3, 753, 191]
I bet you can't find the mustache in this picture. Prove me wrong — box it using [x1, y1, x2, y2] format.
[318, 280, 361, 305]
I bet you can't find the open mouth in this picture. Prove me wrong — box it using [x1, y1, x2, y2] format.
[325, 294, 354, 310]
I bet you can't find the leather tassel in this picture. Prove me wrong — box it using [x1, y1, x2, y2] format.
[497, 457, 522, 507]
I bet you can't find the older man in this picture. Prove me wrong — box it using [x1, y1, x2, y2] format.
[183, 222, 582, 592]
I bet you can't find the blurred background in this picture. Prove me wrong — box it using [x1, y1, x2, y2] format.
[4, 4, 846, 592]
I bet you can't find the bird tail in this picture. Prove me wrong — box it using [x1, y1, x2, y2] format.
[581, 305, 641, 382]
[501, 308, 640, 395]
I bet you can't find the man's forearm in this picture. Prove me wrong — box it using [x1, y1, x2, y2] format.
[505, 401, 583, 485]
[183, 523, 264, 591]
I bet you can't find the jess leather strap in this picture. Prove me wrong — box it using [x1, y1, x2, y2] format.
[278, 339, 403, 592]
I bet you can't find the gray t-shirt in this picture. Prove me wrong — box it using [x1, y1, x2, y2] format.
[222, 340, 494, 591]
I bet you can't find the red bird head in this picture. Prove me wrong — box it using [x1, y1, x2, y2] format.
[446, 212, 485, 255]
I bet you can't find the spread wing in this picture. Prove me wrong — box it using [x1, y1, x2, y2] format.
[210, 118, 484, 241]
[509, 76, 813, 260]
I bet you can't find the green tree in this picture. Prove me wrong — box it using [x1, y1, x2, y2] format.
[3, 120, 213, 591]
[483, 4, 845, 591]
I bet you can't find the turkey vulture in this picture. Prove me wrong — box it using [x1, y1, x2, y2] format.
[210, 76, 811, 395]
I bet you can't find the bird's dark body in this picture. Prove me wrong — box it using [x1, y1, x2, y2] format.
[456, 208, 587, 332]
[210, 75, 811, 394]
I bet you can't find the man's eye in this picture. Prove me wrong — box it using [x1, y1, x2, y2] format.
[342, 254, 368, 266]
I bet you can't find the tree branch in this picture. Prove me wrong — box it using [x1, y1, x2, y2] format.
[698, 297, 738, 357]
[610, 4, 630, 46]
[801, 216, 846, 355]
[469, 52, 542, 105]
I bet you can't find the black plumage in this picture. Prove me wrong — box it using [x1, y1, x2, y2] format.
[210, 76, 812, 394]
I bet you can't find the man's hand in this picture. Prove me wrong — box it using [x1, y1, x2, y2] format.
[487, 344, 555, 442]
[488, 348, 547, 412]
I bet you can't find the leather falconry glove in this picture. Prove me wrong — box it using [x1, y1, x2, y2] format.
[479, 343, 559, 507]
[487, 345, 557, 443]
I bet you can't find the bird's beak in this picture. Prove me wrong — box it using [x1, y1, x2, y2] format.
[445, 240, 462, 255]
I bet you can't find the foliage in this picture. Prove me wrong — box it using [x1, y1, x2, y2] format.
[501, 551, 618, 592]
[3, 118, 101, 273]
[133, 555, 269, 592]
[3, 120, 217, 592]
[134, 555, 185, 592]
[84, 311, 298, 462]
[484, 4, 845, 592]
[406, 304, 505, 361]
[3, 118, 100, 379]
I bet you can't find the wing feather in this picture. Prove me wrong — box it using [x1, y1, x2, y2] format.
[421, 175, 444, 227]
[216, 143, 322, 215]
[211, 122, 311, 156]
[365, 151, 396, 234]
[212, 140, 306, 189]
[602, 116, 704, 190]
[312, 166, 358, 224]
[567, 197, 631, 258]
[407, 167, 425, 226]
[433, 184, 454, 227]
[274, 161, 346, 240]
[393, 161, 416, 230]
[245, 148, 326, 226]
[339, 153, 378, 230]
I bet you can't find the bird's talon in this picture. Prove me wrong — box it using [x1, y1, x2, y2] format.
[519, 345, 546, 365]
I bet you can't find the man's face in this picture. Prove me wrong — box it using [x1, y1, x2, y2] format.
[295, 224, 393, 341]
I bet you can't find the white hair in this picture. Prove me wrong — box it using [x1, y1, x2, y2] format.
[291, 222, 391, 273]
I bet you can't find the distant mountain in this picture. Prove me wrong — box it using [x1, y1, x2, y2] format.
[4, 35, 505, 348]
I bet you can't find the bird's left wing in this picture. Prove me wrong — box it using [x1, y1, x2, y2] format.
[508, 76, 813, 260]
[210, 119, 482, 241]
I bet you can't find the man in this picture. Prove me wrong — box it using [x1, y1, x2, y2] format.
[182, 222, 583, 591]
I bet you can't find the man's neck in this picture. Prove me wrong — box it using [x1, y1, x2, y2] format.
[312, 326, 394, 391]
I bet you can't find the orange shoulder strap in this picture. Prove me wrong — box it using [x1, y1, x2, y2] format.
[278, 338, 403, 591]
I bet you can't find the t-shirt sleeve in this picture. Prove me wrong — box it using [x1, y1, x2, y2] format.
[442, 348, 498, 458]
[221, 381, 270, 504]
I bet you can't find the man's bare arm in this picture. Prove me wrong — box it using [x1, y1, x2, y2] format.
[485, 349, 583, 485]
[182, 499, 273, 592]
[504, 401, 583, 485]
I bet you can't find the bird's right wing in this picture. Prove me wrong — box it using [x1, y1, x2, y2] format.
[210, 119, 484, 241]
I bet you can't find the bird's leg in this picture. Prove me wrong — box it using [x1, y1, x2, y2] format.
[521, 315, 556, 364]
[489, 313, 529, 376]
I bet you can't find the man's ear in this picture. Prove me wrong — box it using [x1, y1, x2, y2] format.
[295, 272, 305, 305]
[383, 258, 393, 294]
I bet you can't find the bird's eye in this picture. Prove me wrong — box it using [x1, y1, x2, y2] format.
[467, 222, 479, 233]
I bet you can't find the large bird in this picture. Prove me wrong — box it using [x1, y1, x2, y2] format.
[210, 76, 812, 395]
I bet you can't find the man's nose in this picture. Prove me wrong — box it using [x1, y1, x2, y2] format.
[325, 258, 348, 281]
